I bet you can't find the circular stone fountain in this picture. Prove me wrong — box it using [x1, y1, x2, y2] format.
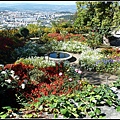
[111, 29, 120, 38]
[45, 51, 72, 61]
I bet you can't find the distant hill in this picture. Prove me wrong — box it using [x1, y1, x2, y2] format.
[0, 3, 77, 13]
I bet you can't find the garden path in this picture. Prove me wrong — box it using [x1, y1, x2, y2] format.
[69, 53, 119, 86]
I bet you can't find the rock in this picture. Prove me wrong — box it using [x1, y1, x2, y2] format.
[103, 36, 110, 46]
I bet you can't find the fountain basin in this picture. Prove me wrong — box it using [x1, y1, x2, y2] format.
[45, 51, 72, 61]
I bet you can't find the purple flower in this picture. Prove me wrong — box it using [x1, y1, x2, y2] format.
[95, 60, 101, 65]
[108, 59, 114, 63]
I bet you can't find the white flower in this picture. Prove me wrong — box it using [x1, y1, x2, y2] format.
[11, 74, 14, 78]
[1, 71, 6, 74]
[59, 72, 63, 76]
[10, 70, 15, 77]
[14, 75, 20, 80]
[21, 83, 25, 89]
[10, 70, 15, 74]
[69, 78, 72, 81]
[5, 79, 11, 83]
[63, 46, 66, 50]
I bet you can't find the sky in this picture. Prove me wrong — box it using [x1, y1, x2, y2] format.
[0, 1, 77, 5]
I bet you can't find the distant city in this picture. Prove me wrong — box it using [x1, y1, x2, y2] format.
[0, 3, 77, 29]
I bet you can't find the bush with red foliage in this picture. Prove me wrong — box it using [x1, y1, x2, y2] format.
[4, 62, 34, 85]
[3, 62, 83, 102]
[17, 62, 83, 101]
[39, 62, 65, 83]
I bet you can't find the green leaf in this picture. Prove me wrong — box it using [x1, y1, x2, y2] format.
[106, 100, 112, 106]
[116, 106, 120, 112]
[24, 114, 33, 118]
[0, 112, 4, 115]
[90, 91, 95, 95]
[72, 113, 79, 118]
[95, 95, 101, 100]
[0, 114, 7, 119]
[90, 96, 95, 102]
[67, 106, 72, 111]
[54, 113, 58, 118]
[60, 108, 67, 115]
[33, 102, 39, 108]
[50, 103, 57, 109]
[78, 106, 86, 112]
[98, 115, 106, 119]
[2, 106, 12, 110]
[72, 107, 77, 112]
[94, 108, 101, 115]
[88, 111, 96, 117]
[38, 105, 43, 111]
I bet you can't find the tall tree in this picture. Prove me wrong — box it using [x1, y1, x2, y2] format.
[19, 27, 29, 40]
[74, 1, 120, 33]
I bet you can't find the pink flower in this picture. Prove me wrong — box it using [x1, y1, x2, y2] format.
[75, 69, 82, 74]
[78, 70, 82, 74]
[75, 68, 79, 72]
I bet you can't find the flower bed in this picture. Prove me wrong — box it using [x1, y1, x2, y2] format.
[79, 47, 120, 75]
[0, 58, 120, 119]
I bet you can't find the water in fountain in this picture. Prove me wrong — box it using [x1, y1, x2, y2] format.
[49, 52, 70, 58]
